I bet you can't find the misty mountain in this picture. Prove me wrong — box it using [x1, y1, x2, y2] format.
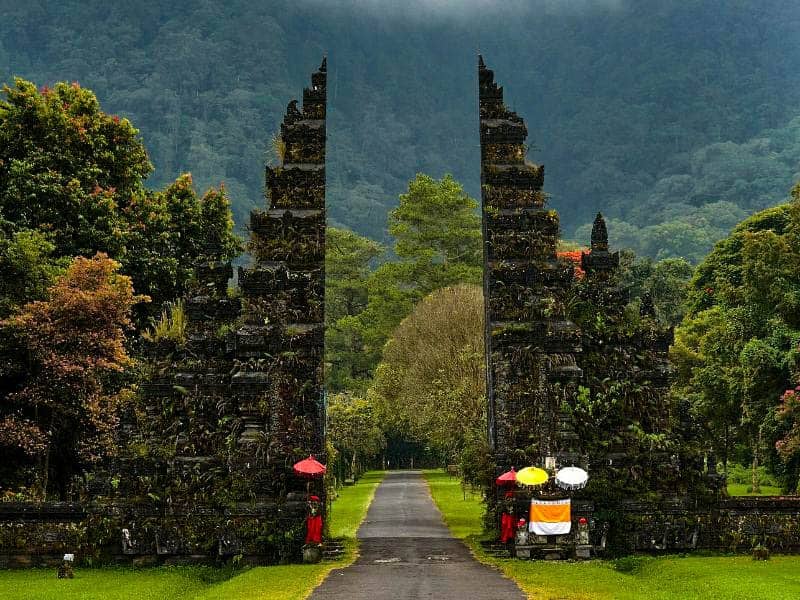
[2, 0, 799, 260]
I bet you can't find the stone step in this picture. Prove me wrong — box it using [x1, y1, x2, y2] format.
[478, 540, 513, 558]
[321, 539, 346, 561]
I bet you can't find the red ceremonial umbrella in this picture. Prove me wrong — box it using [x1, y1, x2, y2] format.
[294, 455, 327, 501]
[293, 455, 327, 478]
[496, 467, 516, 487]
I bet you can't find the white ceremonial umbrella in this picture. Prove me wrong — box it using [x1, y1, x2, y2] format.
[554, 466, 589, 491]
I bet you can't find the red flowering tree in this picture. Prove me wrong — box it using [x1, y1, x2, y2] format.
[0, 253, 146, 498]
[557, 249, 585, 279]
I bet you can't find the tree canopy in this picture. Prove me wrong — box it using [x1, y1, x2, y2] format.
[325, 174, 481, 390]
[0, 79, 151, 257]
[325, 227, 385, 392]
[0, 78, 241, 497]
[0, 78, 241, 320]
[370, 284, 486, 464]
[326, 392, 385, 483]
[672, 183, 800, 492]
[0, 254, 145, 498]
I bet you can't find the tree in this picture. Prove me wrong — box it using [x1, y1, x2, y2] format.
[370, 284, 486, 463]
[0, 79, 151, 258]
[325, 227, 384, 392]
[0, 229, 67, 319]
[387, 173, 482, 291]
[0, 79, 241, 321]
[671, 305, 743, 474]
[620, 253, 694, 327]
[350, 174, 482, 381]
[0, 253, 146, 497]
[121, 175, 242, 313]
[326, 227, 384, 323]
[775, 387, 800, 485]
[0, 79, 242, 497]
[740, 338, 785, 493]
[326, 393, 385, 483]
[672, 182, 800, 491]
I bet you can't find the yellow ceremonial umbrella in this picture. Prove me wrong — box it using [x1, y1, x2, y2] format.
[516, 466, 549, 487]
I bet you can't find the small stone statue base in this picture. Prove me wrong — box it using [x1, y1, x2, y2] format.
[57, 562, 74, 578]
[302, 544, 322, 564]
[575, 544, 592, 559]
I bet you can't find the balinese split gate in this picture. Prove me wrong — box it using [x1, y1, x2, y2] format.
[4, 56, 800, 567]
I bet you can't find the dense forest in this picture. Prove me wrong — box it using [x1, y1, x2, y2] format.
[3, 0, 799, 260]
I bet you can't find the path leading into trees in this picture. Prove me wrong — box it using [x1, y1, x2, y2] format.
[310, 470, 525, 600]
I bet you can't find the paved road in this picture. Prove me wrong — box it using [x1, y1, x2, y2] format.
[310, 471, 526, 600]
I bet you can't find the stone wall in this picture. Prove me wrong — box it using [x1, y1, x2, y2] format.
[0, 499, 309, 566]
[507, 495, 800, 559]
[0, 503, 84, 568]
[599, 496, 800, 555]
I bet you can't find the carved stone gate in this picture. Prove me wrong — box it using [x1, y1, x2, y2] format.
[4, 56, 800, 567]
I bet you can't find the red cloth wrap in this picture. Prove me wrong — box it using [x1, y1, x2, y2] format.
[306, 514, 323, 544]
[500, 512, 516, 543]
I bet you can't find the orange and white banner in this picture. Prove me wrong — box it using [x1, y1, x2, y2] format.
[529, 498, 571, 535]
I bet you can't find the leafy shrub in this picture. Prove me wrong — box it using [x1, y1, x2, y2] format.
[722, 463, 780, 488]
[612, 555, 650, 574]
[143, 300, 187, 346]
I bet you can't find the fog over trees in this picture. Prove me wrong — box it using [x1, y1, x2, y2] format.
[3, 0, 799, 260]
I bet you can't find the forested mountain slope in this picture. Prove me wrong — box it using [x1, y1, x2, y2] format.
[3, 0, 799, 260]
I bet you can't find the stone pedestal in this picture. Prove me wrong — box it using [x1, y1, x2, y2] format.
[303, 545, 322, 564]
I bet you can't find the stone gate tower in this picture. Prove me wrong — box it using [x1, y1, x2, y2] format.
[478, 56, 582, 472]
[240, 56, 327, 467]
[104, 59, 328, 564]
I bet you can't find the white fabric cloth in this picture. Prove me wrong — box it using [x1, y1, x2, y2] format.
[529, 521, 571, 535]
[529, 498, 572, 535]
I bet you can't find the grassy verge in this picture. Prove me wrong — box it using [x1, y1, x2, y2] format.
[328, 471, 385, 538]
[0, 471, 385, 600]
[423, 470, 484, 540]
[423, 469, 800, 600]
[727, 483, 782, 496]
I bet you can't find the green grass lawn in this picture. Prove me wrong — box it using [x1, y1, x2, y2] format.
[328, 471, 385, 538]
[0, 471, 385, 600]
[727, 483, 783, 496]
[424, 471, 485, 539]
[423, 469, 800, 600]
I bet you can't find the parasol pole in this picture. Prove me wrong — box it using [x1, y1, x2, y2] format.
[306, 455, 312, 501]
